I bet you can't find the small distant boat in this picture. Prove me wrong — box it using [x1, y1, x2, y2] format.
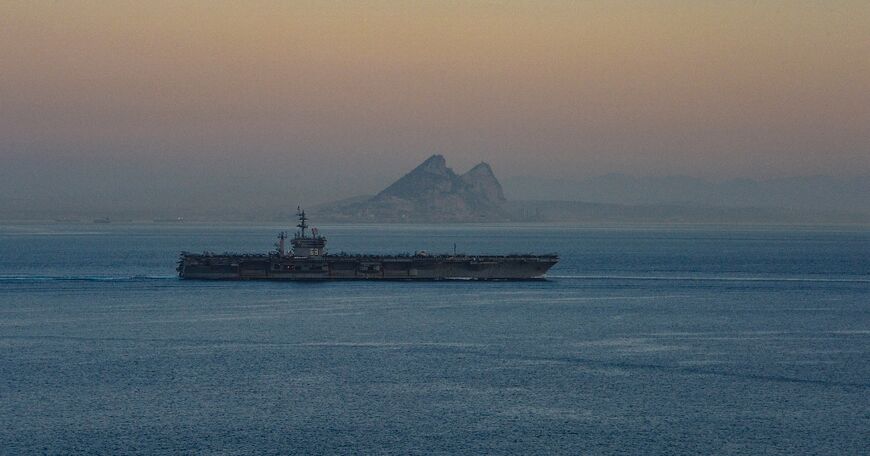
[153, 217, 184, 223]
[92, 217, 111, 224]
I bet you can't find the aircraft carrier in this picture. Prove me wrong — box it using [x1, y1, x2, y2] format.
[178, 209, 558, 280]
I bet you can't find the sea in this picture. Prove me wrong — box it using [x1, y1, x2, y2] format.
[0, 222, 868, 455]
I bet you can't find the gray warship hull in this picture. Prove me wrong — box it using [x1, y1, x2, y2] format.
[178, 208, 558, 280]
[178, 253, 558, 280]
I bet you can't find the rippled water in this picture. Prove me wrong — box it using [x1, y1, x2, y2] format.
[1, 223, 868, 454]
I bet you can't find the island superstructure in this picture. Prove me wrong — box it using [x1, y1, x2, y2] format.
[177, 208, 558, 280]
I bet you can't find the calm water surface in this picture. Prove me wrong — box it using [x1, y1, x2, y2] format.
[1, 223, 868, 454]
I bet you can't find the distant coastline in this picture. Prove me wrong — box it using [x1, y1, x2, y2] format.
[2, 156, 868, 226]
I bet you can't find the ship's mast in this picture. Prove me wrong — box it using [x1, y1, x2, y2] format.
[290, 206, 327, 257]
[296, 206, 308, 238]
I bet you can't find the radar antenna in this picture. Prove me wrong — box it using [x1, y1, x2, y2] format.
[296, 206, 308, 238]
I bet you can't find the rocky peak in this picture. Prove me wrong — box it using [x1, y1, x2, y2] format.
[461, 162, 506, 203]
[325, 155, 511, 222]
[376, 154, 461, 200]
[414, 154, 450, 176]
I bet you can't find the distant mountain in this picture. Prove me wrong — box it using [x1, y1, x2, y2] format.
[460, 162, 506, 203]
[311, 159, 869, 224]
[502, 174, 870, 214]
[313, 155, 510, 222]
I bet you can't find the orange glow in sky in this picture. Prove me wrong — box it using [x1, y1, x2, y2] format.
[2, 1, 868, 187]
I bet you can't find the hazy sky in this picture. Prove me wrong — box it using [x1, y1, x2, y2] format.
[2, 1, 869, 212]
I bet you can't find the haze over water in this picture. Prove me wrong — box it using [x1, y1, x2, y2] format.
[2, 1, 869, 216]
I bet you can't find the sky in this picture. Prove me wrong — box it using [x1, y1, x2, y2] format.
[1, 1, 869, 215]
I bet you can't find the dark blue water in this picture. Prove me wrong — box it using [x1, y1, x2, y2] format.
[1, 223, 868, 454]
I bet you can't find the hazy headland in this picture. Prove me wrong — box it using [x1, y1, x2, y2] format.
[4, 154, 867, 226]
